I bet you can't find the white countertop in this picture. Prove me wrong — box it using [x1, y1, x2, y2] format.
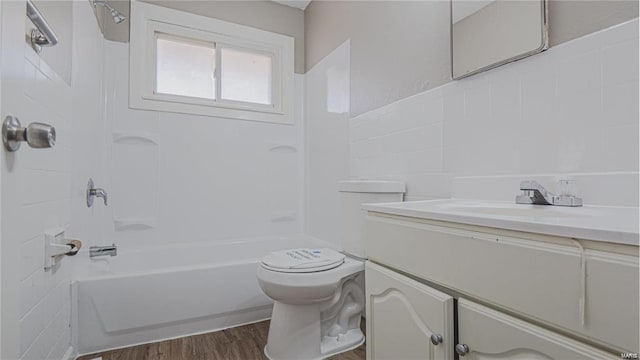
[362, 199, 639, 246]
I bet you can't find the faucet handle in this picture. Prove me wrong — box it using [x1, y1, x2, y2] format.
[93, 188, 108, 206]
[552, 195, 583, 207]
[87, 178, 108, 207]
[553, 180, 582, 206]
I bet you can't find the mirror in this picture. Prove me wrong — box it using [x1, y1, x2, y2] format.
[451, 0, 548, 79]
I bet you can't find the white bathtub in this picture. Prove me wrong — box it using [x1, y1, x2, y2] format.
[73, 235, 331, 355]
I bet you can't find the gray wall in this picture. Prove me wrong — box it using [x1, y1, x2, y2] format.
[142, 0, 305, 73]
[452, 0, 544, 78]
[548, 0, 639, 45]
[305, 0, 639, 116]
[305, 0, 450, 117]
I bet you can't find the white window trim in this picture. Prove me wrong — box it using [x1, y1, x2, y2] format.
[129, 0, 295, 124]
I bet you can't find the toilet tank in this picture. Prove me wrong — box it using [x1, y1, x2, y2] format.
[339, 180, 405, 258]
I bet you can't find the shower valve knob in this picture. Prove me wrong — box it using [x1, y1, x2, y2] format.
[87, 178, 108, 207]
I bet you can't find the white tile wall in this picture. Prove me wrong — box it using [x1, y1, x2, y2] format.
[18, 43, 73, 360]
[14, 2, 105, 359]
[67, 1, 108, 355]
[348, 19, 639, 206]
[349, 86, 450, 201]
[68, 0, 107, 252]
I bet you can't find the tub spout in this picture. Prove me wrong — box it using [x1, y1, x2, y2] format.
[90, 244, 117, 258]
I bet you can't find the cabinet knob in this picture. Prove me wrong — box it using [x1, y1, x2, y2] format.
[455, 343, 470, 356]
[430, 334, 443, 345]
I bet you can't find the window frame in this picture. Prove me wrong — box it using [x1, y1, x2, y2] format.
[130, 1, 294, 124]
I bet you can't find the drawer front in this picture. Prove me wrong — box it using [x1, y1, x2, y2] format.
[585, 251, 639, 352]
[366, 261, 454, 360]
[365, 214, 639, 352]
[457, 298, 618, 359]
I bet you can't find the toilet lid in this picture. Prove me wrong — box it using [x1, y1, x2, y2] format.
[261, 248, 345, 273]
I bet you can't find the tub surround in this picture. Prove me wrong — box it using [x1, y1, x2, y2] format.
[305, 40, 351, 247]
[98, 40, 306, 255]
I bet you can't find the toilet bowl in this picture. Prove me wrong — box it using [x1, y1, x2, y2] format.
[257, 248, 365, 360]
[257, 180, 405, 360]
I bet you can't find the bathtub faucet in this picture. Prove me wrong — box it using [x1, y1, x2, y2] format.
[90, 244, 117, 258]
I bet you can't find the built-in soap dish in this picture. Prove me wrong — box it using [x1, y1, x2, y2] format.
[114, 218, 157, 231]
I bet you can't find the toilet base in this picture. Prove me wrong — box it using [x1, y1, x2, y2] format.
[264, 323, 364, 360]
[320, 328, 365, 357]
[264, 301, 364, 360]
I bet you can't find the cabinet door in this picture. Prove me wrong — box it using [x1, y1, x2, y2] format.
[365, 261, 454, 360]
[456, 299, 619, 359]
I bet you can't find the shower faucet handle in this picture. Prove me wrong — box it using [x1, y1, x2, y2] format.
[87, 178, 108, 207]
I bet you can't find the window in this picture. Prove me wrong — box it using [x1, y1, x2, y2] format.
[220, 47, 272, 105]
[129, 1, 294, 124]
[156, 34, 216, 100]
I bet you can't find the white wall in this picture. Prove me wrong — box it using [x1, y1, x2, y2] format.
[12, 2, 106, 359]
[347, 19, 639, 206]
[96, 41, 305, 254]
[18, 50, 73, 360]
[15, 5, 77, 359]
[305, 41, 350, 247]
[68, 0, 107, 254]
[67, 2, 108, 354]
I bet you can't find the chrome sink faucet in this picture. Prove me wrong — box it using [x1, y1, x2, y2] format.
[516, 180, 583, 207]
[90, 244, 117, 258]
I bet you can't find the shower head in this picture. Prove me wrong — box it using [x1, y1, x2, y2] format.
[93, 0, 126, 24]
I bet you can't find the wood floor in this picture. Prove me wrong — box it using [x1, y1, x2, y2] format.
[77, 320, 366, 360]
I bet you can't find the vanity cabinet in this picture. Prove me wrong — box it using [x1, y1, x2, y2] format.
[364, 212, 639, 359]
[365, 262, 454, 360]
[457, 299, 617, 359]
[366, 263, 619, 360]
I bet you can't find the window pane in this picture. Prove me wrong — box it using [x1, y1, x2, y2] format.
[221, 47, 272, 105]
[156, 35, 215, 99]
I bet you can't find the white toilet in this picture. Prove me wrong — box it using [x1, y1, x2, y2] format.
[257, 180, 405, 360]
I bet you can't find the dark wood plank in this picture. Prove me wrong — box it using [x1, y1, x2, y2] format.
[77, 320, 365, 360]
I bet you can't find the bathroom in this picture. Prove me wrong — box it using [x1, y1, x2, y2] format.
[0, 0, 638, 359]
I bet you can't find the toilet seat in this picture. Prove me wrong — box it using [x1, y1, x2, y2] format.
[257, 255, 364, 305]
[261, 248, 345, 273]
